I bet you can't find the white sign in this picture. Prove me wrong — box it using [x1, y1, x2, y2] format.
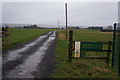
[74, 42, 81, 58]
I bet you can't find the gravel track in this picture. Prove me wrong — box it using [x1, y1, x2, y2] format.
[2, 31, 57, 79]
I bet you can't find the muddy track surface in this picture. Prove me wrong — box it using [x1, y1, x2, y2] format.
[2, 31, 57, 78]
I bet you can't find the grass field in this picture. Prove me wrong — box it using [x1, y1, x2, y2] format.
[51, 29, 119, 78]
[3, 28, 120, 78]
[3, 28, 55, 50]
[114, 30, 120, 71]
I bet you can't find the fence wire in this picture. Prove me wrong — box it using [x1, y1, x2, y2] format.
[112, 2, 120, 73]
[113, 23, 120, 72]
[117, 2, 120, 73]
[117, 23, 120, 72]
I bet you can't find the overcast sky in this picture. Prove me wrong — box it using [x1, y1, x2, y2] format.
[2, 2, 118, 26]
[0, 2, 2, 24]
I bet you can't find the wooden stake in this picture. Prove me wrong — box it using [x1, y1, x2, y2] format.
[107, 41, 112, 65]
[68, 30, 73, 62]
[58, 20, 59, 28]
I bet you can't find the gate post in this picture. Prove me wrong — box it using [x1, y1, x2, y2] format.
[112, 23, 116, 67]
[68, 30, 73, 62]
[106, 41, 112, 65]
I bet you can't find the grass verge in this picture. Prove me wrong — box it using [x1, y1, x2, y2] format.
[3, 28, 55, 50]
[51, 29, 119, 78]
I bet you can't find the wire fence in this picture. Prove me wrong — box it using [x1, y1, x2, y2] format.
[118, 2, 120, 73]
[113, 2, 120, 73]
[117, 23, 120, 73]
[113, 23, 120, 73]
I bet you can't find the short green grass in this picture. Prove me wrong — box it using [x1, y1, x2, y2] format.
[51, 29, 119, 78]
[73, 29, 113, 42]
[114, 31, 120, 70]
[3, 28, 55, 50]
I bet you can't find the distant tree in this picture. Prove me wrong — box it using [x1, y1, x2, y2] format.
[31, 24, 37, 28]
[107, 25, 113, 30]
[76, 26, 79, 29]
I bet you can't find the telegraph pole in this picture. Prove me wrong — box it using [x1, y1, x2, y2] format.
[65, 3, 68, 39]
[58, 20, 59, 27]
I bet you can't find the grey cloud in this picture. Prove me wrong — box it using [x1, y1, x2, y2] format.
[2, 2, 118, 26]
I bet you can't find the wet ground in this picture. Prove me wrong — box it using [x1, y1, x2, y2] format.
[2, 31, 57, 78]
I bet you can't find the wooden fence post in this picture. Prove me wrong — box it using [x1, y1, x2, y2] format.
[106, 41, 112, 65]
[68, 30, 73, 62]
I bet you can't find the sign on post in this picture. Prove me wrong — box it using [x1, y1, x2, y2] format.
[81, 42, 103, 50]
[74, 42, 81, 58]
[74, 41, 103, 58]
[2, 27, 9, 45]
